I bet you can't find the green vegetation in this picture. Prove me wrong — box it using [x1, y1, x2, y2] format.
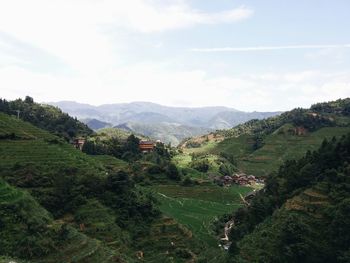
[0, 112, 56, 140]
[227, 134, 350, 263]
[178, 98, 350, 177]
[0, 179, 125, 262]
[90, 155, 129, 172]
[2, 97, 350, 263]
[133, 217, 203, 263]
[0, 179, 53, 258]
[0, 108, 226, 262]
[0, 112, 162, 262]
[218, 99, 350, 138]
[0, 97, 92, 141]
[216, 126, 350, 176]
[148, 185, 251, 247]
[96, 127, 134, 141]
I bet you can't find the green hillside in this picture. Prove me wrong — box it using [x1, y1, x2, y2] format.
[0, 97, 92, 141]
[148, 185, 251, 247]
[0, 179, 123, 263]
[227, 133, 350, 263]
[96, 127, 134, 141]
[0, 112, 56, 140]
[178, 98, 350, 177]
[0, 111, 225, 262]
[0, 112, 134, 262]
[215, 126, 350, 176]
[3, 97, 349, 263]
[0, 112, 105, 173]
[0, 114, 124, 261]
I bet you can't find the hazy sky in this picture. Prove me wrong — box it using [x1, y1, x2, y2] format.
[1, 0, 350, 111]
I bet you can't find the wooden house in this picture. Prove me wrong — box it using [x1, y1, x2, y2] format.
[139, 140, 155, 153]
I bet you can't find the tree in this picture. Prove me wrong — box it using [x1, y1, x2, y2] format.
[106, 170, 134, 194]
[252, 133, 264, 150]
[166, 163, 181, 180]
[125, 134, 140, 154]
[190, 158, 210, 173]
[24, 96, 34, 104]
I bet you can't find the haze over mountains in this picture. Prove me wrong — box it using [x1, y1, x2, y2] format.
[49, 101, 281, 145]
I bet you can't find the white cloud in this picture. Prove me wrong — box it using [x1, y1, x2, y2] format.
[190, 44, 350, 52]
[1, 63, 349, 111]
[0, 1, 349, 112]
[0, 0, 253, 73]
[107, 2, 253, 33]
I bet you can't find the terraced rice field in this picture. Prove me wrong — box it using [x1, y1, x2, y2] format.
[237, 126, 350, 176]
[0, 139, 105, 173]
[0, 112, 106, 173]
[148, 184, 251, 247]
[0, 112, 55, 140]
[41, 228, 119, 263]
[0, 180, 126, 263]
[135, 217, 200, 263]
[91, 155, 129, 171]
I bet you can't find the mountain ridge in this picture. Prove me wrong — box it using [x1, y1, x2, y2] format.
[48, 101, 280, 127]
[48, 101, 281, 144]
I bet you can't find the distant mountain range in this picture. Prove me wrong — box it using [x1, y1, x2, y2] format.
[49, 101, 281, 145]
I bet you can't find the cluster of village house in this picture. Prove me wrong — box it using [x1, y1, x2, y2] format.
[214, 172, 264, 186]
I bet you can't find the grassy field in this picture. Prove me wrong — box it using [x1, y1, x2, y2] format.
[148, 184, 251, 247]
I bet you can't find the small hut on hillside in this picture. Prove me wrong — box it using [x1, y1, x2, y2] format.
[139, 140, 156, 153]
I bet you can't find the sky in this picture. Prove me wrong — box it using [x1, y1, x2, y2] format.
[1, 0, 350, 111]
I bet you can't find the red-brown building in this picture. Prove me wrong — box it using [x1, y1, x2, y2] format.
[139, 140, 155, 153]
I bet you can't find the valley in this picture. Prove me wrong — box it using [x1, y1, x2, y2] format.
[2, 1, 350, 262]
[1, 97, 350, 263]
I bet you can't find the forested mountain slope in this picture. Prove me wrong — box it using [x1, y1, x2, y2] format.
[227, 133, 350, 263]
[0, 111, 203, 262]
[0, 96, 92, 141]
